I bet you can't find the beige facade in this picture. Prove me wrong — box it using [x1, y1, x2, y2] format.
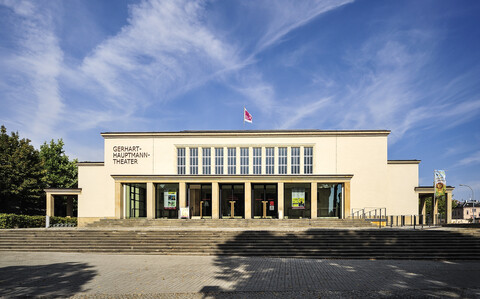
[75, 130, 424, 226]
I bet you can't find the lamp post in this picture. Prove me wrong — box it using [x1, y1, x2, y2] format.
[459, 184, 475, 222]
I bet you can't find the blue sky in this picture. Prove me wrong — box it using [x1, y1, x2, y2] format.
[1, 0, 479, 201]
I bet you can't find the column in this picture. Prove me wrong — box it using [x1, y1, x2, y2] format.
[287, 146, 291, 174]
[146, 182, 155, 219]
[46, 193, 54, 217]
[212, 182, 219, 219]
[300, 146, 304, 174]
[179, 182, 186, 208]
[433, 195, 439, 225]
[66, 196, 74, 217]
[311, 182, 317, 218]
[115, 181, 122, 219]
[278, 182, 284, 219]
[446, 192, 452, 224]
[344, 181, 351, 219]
[245, 182, 252, 219]
[248, 147, 253, 175]
[185, 147, 190, 175]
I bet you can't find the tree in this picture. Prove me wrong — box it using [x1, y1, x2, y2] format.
[40, 139, 78, 189]
[0, 125, 45, 215]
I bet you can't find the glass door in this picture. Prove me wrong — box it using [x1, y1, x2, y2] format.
[188, 184, 212, 218]
[317, 183, 343, 218]
[252, 184, 277, 219]
[220, 184, 245, 218]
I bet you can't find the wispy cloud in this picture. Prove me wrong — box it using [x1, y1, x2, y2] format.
[0, 0, 63, 143]
[456, 151, 480, 167]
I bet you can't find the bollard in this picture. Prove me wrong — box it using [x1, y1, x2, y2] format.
[414, 215, 416, 230]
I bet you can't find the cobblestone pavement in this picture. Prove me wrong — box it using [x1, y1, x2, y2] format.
[1, 252, 479, 298]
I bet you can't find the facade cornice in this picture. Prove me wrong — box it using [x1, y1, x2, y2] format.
[101, 130, 390, 139]
[388, 160, 421, 165]
[77, 162, 104, 166]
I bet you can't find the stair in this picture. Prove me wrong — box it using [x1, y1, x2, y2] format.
[85, 218, 377, 228]
[0, 228, 479, 259]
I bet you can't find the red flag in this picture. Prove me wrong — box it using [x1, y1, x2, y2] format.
[244, 107, 252, 123]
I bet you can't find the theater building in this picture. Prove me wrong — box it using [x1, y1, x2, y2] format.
[49, 130, 452, 227]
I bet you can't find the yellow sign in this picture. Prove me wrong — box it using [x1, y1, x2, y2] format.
[292, 188, 305, 209]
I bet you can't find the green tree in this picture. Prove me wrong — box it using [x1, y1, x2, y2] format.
[40, 139, 78, 189]
[0, 125, 45, 215]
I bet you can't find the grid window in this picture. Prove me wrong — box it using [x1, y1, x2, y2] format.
[190, 148, 198, 175]
[266, 147, 274, 174]
[278, 147, 287, 174]
[228, 147, 236, 174]
[291, 147, 300, 174]
[253, 147, 262, 174]
[177, 148, 185, 175]
[240, 147, 249, 174]
[215, 148, 224, 175]
[202, 148, 211, 175]
[304, 147, 313, 174]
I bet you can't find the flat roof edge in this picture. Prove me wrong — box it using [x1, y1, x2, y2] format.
[101, 130, 391, 138]
[388, 160, 421, 164]
[77, 162, 104, 166]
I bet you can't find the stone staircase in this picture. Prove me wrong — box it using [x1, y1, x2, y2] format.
[0, 228, 479, 259]
[85, 218, 377, 228]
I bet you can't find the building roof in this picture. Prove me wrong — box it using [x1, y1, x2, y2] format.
[101, 129, 391, 138]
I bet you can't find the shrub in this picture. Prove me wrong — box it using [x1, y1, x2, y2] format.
[0, 213, 77, 228]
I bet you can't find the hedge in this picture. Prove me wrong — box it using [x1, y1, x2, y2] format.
[0, 214, 77, 229]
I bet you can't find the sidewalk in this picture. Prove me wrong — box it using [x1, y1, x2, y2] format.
[1, 252, 479, 298]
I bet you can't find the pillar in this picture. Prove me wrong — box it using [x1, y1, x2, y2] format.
[66, 196, 74, 217]
[344, 182, 351, 219]
[245, 182, 251, 219]
[212, 182, 219, 219]
[311, 182, 317, 218]
[146, 182, 155, 219]
[46, 193, 54, 217]
[179, 182, 186, 208]
[278, 182, 284, 219]
[433, 195, 439, 225]
[115, 181, 122, 219]
[446, 192, 452, 224]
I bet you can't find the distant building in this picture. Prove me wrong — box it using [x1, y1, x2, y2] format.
[452, 201, 480, 222]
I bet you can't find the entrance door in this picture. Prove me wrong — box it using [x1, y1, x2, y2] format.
[188, 184, 212, 218]
[317, 183, 343, 218]
[220, 184, 245, 218]
[252, 184, 277, 218]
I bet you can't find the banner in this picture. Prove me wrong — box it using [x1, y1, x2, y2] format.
[292, 188, 305, 209]
[164, 191, 177, 209]
[434, 170, 446, 197]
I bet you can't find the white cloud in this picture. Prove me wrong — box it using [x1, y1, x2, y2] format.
[277, 98, 331, 129]
[456, 151, 480, 167]
[0, 0, 64, 143]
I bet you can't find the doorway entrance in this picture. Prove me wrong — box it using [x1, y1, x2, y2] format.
[220, 184, 244, 218]
[188, 184, 212, 218]
[252, 184, 277, 218]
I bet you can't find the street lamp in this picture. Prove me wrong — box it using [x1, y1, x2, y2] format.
[459, 184, 475, 223]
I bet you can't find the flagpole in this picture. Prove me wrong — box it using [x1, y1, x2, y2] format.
[243, 106, 245, 128]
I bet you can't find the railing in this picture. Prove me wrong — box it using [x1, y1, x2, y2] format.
[351, 208, 442, 228]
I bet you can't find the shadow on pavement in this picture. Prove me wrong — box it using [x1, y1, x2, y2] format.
[199, 229, 480, 298]
[0, 262, 97, 297]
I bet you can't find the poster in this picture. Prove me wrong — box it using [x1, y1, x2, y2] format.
[164, 191, 177, 209]
[434, 170, 446, 198]
[179, 207, 189, 219]
[292, 188, 305, 209]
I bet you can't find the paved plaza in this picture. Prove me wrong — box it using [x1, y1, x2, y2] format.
[1, 252, 479, 298]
